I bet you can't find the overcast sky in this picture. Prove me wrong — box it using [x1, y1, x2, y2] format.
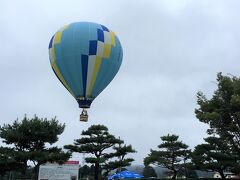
[1, 0, 240, 165]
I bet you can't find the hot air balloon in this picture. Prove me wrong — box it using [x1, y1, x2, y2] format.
[48, 22, 123, 122]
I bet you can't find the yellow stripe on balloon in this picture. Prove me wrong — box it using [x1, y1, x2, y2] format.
[51, 60, 75, 97]
[110, 31, 116, 46]
[53, 25, 69, 44]
[54, 31, 62, 44]
[103, 44, 111, 58]
[49, 48, 55, 64]
[87, 56, 102, 96]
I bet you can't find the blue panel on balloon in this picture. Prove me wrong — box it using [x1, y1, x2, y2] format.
[49, 36, 54, 49]
[81, 54, 89, 96]
[101, 25, 109, 32]
[89, 40, 97, 55]
[97, 29, 104, 42]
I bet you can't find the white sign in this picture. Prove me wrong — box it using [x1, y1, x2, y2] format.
[38, 161, 79, 180]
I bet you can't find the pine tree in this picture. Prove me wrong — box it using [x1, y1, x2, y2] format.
[0, 115, 70, 179]
[144, 134, 190, 180]
[192, 136, 237, 179]
[195, 73, 240, 173]
[196, 73, 240, 155]
[64, 125, 123, 180]
[102, 143, 136, 177]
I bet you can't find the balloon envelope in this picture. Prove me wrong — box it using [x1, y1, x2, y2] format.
[49, 22, 123, 108]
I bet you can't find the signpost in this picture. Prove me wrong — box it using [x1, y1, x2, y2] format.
[38, 161, 79, 180]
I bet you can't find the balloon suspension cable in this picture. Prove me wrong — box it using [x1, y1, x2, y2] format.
[80, 108, 88, 122]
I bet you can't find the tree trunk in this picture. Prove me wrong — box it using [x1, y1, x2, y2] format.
[103, 170, 110, 180]
[171, 170, 177, 180]
[219, 171, 226, 180]
[22, 160, 28, 180]
[94, 163, 100, 180]
[34, 164, 40, 180]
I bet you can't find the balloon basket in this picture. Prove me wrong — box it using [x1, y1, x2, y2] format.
[80, 109, 88, 122]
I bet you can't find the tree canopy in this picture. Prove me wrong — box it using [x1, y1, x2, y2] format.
[0, 147, 23, 176]
[192, 136, 237, 179]
[65, 124, 134, 180]
[0, 116, 65, 149]
[103, 143, 136, 177]
[196, 73, 240, 155]
[0, 115, 70, 178]
[195, 73, 240, 173]
[144, 134, 190, 180]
